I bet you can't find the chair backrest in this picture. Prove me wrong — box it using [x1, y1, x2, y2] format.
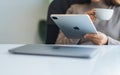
[45, 0, 90, 44]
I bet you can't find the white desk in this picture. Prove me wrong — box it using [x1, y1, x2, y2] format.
[0, 44, 120, 75]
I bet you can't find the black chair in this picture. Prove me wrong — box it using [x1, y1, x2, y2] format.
[45, 0, 90, 44]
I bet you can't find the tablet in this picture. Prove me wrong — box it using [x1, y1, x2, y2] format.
[51, 14, 97, 39]
[9, 44, 99, 58]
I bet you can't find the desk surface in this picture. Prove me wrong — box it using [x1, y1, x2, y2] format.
[0, 44, 120, 75]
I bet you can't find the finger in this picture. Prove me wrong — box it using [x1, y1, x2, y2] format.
[85, 9, 95, 15]
[89, 15, 96, 21]
[84, 34, 102, 44]
[84, 10, 96, 21]
[85, 32, 108, 45]
[84, 33, 98, 39]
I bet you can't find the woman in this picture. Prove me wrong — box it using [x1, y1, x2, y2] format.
[56, 0, 120, 45]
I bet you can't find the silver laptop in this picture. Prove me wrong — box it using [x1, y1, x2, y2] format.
[51, 14, 97, 39]
[9, 44, 99, 58]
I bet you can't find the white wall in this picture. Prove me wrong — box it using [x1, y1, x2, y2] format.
[0, 0, 49, 44]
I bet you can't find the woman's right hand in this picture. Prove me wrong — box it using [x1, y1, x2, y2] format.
[84, 9, 96, 22]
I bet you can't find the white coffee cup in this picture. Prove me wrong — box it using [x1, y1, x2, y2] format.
[95, 8, 114, 20]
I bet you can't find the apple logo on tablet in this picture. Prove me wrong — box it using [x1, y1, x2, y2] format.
[73, 26, 80, 31]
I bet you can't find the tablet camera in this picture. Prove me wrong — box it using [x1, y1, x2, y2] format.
[73, 26, 80, 31]
[52, 16, 58, 20]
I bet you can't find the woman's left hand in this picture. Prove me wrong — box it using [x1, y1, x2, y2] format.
[84, 32, 108, 45]
[84, 9, 96, 22]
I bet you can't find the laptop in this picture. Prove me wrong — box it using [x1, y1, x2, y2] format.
[9, 44, 99, 58]
[51, 14, 97, 39]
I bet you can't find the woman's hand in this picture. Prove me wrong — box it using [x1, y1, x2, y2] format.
[84, 9, 96, 22]
[84, 32, 108, 45]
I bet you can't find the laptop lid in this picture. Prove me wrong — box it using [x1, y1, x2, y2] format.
[9, 44, 99, 58]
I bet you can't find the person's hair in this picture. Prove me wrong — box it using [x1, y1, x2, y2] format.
[104, 0, 120, 6]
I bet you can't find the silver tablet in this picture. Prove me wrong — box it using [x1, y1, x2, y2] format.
[51, 14, 97, 39]
[9, 44, 99, 58]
